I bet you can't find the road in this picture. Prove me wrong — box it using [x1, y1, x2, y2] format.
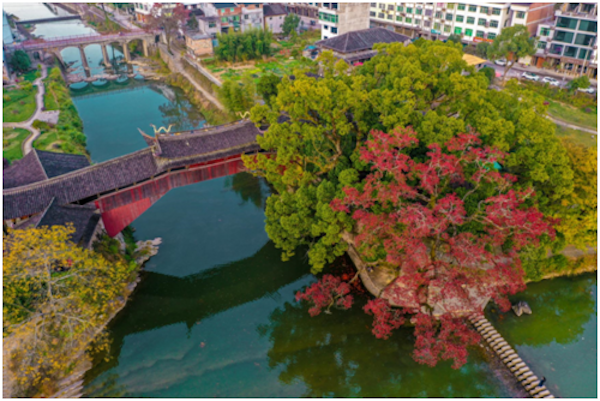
[485, 61, 597, 90]
[3, 64, 48, 155]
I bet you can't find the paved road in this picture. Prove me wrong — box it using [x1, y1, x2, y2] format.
[485, 61, 597, 90]
[3, 64, 48, 155]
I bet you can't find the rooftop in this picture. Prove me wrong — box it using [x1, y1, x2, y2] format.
[462, 54, 487, 67]
[264, 4, 287, 17]
[213, 3, 237, 9]
[316, 28, 410, 54]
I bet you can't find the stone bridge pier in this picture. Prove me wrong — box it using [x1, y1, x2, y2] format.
[101, 44, 110, 67]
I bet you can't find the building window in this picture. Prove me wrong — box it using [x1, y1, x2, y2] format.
[396, 16, 402, 21]
[492, 7, 501, 15]
[487, 32, 496, 39]
[578, 48, 588, 60]
[556, 17, 577, 29]
[379, 3, 385, 9]
[540, 27, 551, 36]
[537, 41, 546, 49]
[458, 4, 466, 11]
[516, 11, 525, 19]
[490, 20, 498, 28]
[467, 16, 475, 24]
[549, 44, 563, 55]
[406, 7, 413, 14]
[434, 22, 441, 30]
[444, 25, 451, 33]
[378, 12, 384, 18]
[397, 6, 403, 12]
[370, 11, 376, 17]
[221, 17, 227, 23]
[454, 27, 462, 34]
[480, 6, 488, 14]
[319, 12, 338, 23]
[324, 24, 328, 30]
[424, 20, 431, 27]
[579, 20, 597, 33]
[447, 3, 455, 9]
[244, 14, 248, 19]
[465, 28, 473, 36]
[456, 15, 464, 22]
[387, 14, 392, 20]
[425, 9, 432, 16]
[332, 3, 338, 9]
[446, 13, 452, 21]
[476, 30, 485, 37]
[230, 8, 234, 12]
[416, 8, 422, 15]
[554, 30, 574, 43]
[435, 11, 442, 18]
[478, 18, 486, 26]
[331, 26, 337, 33]
[575, 33, 595, 46]
[415, 19, 421, 25]
[406, 17, 412, 23]
[388, 4, 393, 10]
[564, 46, 577, 57]
[468, 5, 477, 12]
[371, 3, 376, 7]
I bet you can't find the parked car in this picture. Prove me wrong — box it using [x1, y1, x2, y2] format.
[541, 76, 560, 86]
[494, 59, 513, 67]
[521, 72, 540, 82]
[577, 86, 596, 94]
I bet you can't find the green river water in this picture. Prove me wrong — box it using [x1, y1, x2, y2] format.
[4, 3, 597, 397]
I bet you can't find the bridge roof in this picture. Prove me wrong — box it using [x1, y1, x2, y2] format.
[3, 150, 90, 189]
[14, 198, 100, 248]
[3, 121, 263, 220]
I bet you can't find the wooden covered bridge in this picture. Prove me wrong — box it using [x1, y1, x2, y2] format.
[3, 120, 263, 237]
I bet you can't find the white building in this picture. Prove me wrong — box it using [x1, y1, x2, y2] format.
[534, 3, 597, 78]
[319, 3, 370, 40]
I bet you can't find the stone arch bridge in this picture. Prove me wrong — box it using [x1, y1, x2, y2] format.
[3, 120, 265, 237]
[8, 29, 157, 72]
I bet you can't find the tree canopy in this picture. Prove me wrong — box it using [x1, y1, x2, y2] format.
[282, 13, 301, 36]
[146, 3, 189, 53]
[487, 25, 536, 83]
[214, 29, 273, 63]
[3, 225, 137, 396]
[10, 50, 31, 74]
[567, 75, 591, 92]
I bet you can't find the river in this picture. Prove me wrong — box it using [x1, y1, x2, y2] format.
[4, 3, 597, 398]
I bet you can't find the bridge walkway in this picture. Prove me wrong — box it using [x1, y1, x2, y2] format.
[469, 315, 555, 398]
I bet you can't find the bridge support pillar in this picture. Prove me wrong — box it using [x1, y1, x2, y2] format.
[101, 44, 111, 67]
[142, 39, 149, 57]
[78, 45, 90, 71]
[53, 49, 65, 68]
[122, 41, 131, 63]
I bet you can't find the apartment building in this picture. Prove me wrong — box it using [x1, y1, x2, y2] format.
[506, 3, 555, 36]
[198, 3, 243, 33]
[133, 3, 152, 24]
[240, 3, 264, 32]
[369, 2, 511, 42]
[319, 3, 370, 40]
[264, 4, 287, 34]
[285, 3, 321, 31]
[534, 3, 597, 78]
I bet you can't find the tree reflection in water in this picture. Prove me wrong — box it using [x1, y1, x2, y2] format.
[155, 85, 205, 132]
[487, 274, 596, 347]
[225, 172, 268, 209]
[258, 299, 507, 397]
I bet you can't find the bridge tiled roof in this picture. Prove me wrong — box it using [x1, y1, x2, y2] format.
[4, 149, 158, 220]
[4, 121, 263, 220]
[14, 198, 100, 248]
[156, 120, 260, 158]
[3, 150, 90, 189]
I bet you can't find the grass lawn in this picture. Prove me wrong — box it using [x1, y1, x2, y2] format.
[3, 88, 37, 123]
[547, 100, 597, 129]
[33, 130, 61, 152]
[3, 128, 30, 162]
[213, 56, 317, 84]
[555, 124, 597, 148]
[22, 69, 40, 83]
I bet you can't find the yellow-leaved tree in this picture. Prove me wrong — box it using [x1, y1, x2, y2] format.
[557, 138, 597, 249]
[3, 225, 137, 397]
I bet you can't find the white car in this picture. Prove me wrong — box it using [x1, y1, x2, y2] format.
[521, 72, 540, 82]
[541, 76, 560, 86]
[494, 59, 513, 66]
[577, 86, 596, 94]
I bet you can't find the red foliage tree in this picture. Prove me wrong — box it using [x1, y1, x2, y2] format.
[296, 274, 353, 316]
[363, 298, 405, 339]
[329, 126, 555, 368]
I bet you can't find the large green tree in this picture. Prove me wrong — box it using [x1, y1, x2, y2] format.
[282, 13, 300, 36]
[10, 50, 31, 74]
[487, 25, 536, 84]
[243, 41, 575, 276]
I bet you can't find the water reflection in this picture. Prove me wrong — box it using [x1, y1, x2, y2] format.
[259, 298, 509, 397]
[225, 173, 268, 209]
[155, 84, 205, 132]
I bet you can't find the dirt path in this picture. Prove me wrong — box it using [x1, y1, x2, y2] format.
[3, 64, 48, 156]
[546, 115, 597, 134]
